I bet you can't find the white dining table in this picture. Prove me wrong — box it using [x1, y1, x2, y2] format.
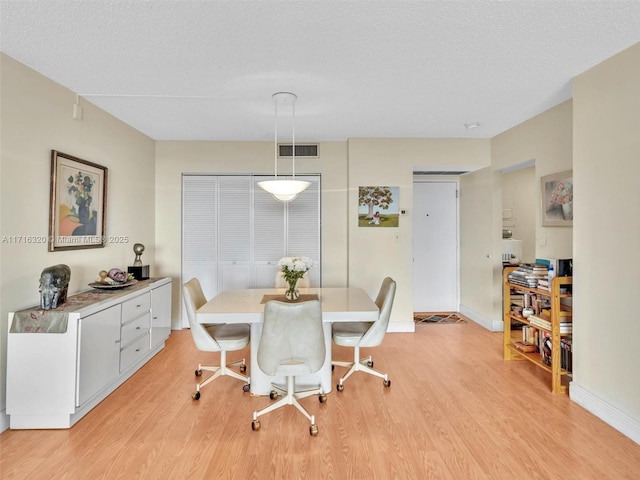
[196, 287, 379, 395]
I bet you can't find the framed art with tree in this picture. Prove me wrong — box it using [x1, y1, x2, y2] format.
[358, 186, 399, 227]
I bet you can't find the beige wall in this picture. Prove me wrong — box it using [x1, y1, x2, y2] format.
[155, 140, 349, 327]
[459, 167, 504, 330]
[157, 137, 492, 332]
[0, 54, 156, 425]
[572, 42, 640, 434]
[502, 167, 536, 262]
[347, 138, 492, 331]
[492, 100, 574, 261]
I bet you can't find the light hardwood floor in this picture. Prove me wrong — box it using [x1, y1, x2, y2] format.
[2, 319, 639, 479]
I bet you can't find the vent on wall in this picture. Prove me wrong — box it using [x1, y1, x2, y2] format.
[278, 144, 319, 158]
[413, 170, 468, 176]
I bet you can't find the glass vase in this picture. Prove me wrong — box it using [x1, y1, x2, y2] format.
[285, 279, 299, 301]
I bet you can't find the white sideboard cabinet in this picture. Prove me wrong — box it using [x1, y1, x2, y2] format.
[6, 277, 172, 429]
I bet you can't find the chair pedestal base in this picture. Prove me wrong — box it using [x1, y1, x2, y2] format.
[332, 346, 389, 388]
[194, 350, 250, 398]
[252, 376, 325, 435]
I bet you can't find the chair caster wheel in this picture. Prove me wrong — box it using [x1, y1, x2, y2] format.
[319, 393, 327, 403]
[240, 364, 247, 373]
[383, 379, 391, 387]
[252, 420, 261, 431]
[243, 384, 250, 392]
[192, 391, 201, 400]
[310, 424, 319, 436]
[331, 364, 335, 371]
[269, 390, 278, 400]
[336, 383, 344, 392]
[367, 360, 374, 368]
[195, 369, 202, 377]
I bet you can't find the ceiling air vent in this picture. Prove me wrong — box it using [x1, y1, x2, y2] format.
[278, 144, 319, 158]
[413, 170, 469, 176]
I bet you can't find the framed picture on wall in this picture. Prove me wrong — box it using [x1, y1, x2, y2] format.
[541, 170, 572, 227]
[48, 150, 108, 251]
[358, 186, 399, 227]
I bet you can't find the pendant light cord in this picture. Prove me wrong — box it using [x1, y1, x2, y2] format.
[292, 98, 296, 178]
[274, 96, 279, 178]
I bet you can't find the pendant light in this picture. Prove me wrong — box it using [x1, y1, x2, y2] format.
[258, 92, 310, 202]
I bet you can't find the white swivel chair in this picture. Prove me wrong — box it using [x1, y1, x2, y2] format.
[182, 278, 251, 400]
[332, 277, 396, 391]
[251, 299, 327, 436]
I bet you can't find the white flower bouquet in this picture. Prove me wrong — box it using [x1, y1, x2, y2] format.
[278, 256, 312, 299]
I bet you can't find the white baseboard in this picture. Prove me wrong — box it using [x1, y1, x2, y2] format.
[570, 382, 640, 445]
[459, 304, 503, 332]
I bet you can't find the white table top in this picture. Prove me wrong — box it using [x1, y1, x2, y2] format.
[196, 287, 379, 324]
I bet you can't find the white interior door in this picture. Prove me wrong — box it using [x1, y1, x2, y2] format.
[413, 181, 459, 312]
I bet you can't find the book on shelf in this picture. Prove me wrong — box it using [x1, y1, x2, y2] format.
[510, 293, 524, 306]
[561, 338, 573, 372]
[508, 265, 548, 289]
[519, 262, 549, 272]
[540, 331, 552, 366]
[541, 307, 572, 319]
[527, 314, 572, 333]
[508, 275, 546, 288]
[537, 278, 550, 290]
[522, 325, 539, 346]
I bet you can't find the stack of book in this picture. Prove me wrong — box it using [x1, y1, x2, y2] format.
[537, 278, 550, 291]
[510, 292, 525, 307]
[508, 263, 548, 288]
[528, 313, 572, 334]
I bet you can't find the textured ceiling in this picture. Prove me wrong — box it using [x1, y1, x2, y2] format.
[2, 1, 640, 141]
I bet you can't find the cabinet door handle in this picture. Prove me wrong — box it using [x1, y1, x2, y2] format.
[136, 304, 141, 308]
[136, 326, 141, 330]
[135, 348, 141, 352]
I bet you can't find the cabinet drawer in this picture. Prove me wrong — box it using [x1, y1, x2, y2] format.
[121, 293, 150, 323]
[120, 333, 150, 373]
[121, 312, 150, 348]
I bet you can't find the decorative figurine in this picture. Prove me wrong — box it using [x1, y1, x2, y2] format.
[128, 243, 150, 280]
[133, 243, 145, 266]
[39, 264, 71, 310]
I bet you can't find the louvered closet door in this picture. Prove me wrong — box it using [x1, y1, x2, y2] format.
[218, 176, 252, 290]
[253, 176, 287, 286]
[286, 177, 321, 286]
[252, 175, 321, 288]
[182, 175, 218, 325]
[182, 174, 321, 326]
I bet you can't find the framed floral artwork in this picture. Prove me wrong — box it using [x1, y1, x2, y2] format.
[48, 150, 108, 251]
[541, 170, 572, 227]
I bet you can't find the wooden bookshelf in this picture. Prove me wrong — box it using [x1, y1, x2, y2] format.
[503, 266, 573, 393]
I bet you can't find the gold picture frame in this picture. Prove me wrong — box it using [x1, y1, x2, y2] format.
[48, 150, 108, 251]
[541, 170, 573, 227]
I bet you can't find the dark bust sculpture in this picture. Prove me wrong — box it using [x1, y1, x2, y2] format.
[39, 264, 71, 310]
